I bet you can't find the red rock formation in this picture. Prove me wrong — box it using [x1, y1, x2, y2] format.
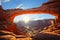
[39, 0, 60, 35]
[0, 0, 60, 35]
[0, 6, 8, 22]
[7, 0, 60, 23]
[0, 6, 26, 35]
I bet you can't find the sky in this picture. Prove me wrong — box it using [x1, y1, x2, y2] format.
[0, 0, 48, 10]
[14, 14, 55, 23]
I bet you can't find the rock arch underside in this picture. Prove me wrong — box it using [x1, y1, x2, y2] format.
[0, 0, 60, 37]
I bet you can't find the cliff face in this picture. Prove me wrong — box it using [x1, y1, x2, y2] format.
[40, 0, 60, 23]
[39, 0, 60, 35]
[0, 6, 25, 35]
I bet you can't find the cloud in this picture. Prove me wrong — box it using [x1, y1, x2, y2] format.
[16, 4, 24, 8]
[4, 0, 10, 2]
[0, 0, 2, 5]
[0, 0, 10, 5]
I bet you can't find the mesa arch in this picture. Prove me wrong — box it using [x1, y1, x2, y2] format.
[9, 9, 58, 23]
[9, 0, 60, 23]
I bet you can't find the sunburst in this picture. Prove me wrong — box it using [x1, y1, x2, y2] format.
[22, 16, 30, 23]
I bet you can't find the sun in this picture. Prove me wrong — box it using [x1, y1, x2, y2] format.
[22, 16, 30, 23]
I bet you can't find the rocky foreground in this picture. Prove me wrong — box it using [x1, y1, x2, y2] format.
[32, 33, 60, 40]
[0, 24, 60, 40]
[0, 23, 60, 40]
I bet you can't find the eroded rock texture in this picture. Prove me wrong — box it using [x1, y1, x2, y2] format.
[32, 0, 60, 40]
[0, 6, 26, 35]
[0, 30, 16, 40]
[44, 0, 60, 22]
[32, 33, 60, 40]
[40, 0, 60, 34]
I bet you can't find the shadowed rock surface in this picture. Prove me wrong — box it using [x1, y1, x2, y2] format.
[0, 30, 16, 40]
[32, 33, 60, 40]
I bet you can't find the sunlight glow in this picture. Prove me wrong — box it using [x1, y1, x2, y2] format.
[22, 16, 30, 23]
[14, 14, 55, 23]
[34, 17, 44, 20]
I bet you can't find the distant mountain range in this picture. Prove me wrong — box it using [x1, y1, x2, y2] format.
[15, 19, 55, 34]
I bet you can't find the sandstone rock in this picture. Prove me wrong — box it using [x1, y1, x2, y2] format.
[32, 33, 60, 40]
[53, 30, 60, 34]
[0, 35, 16, 40]
[0, 30, 16, 40]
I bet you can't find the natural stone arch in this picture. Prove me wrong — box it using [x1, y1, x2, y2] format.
[9, 10, 58, 23]
[9, 0, 60, 23]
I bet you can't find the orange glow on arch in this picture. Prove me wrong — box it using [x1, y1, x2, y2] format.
[9, 10, 58, 23]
